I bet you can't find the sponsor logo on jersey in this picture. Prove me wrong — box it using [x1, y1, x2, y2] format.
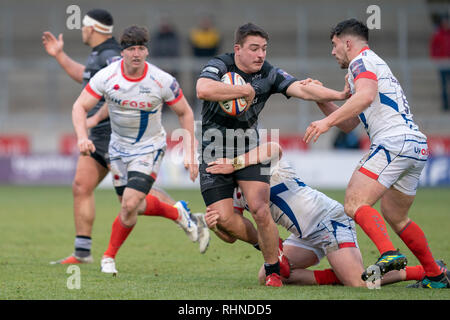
[276, 68, 294, 80]
[106, 56, 121, 65]
[170, 79, 181, 98]
[139, 85, 152, 94]
[414, 147, 429, 156]
[202, 66, 220, 74]
[350, 59, 367, 79]
[110, 97, 153, 109]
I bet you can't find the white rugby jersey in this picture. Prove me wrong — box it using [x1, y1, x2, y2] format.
[233, 160, 343, 239]
[86, 59, 183, 150]
[347, 47, 426, 142]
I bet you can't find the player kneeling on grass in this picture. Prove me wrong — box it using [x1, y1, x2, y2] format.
[72, 25, 207, 275]
[205, 142, 445, 287]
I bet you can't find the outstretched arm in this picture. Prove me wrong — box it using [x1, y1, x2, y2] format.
[304, 77, 377, 143]
[286, 80, 350, 102]
[42, 31, 85, 83]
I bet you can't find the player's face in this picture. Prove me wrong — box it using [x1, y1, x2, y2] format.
[331, 35, 349, 69]
[121, 45, 148, 69]
[234, 35, 267, 74]
[81, 26, 93, 45]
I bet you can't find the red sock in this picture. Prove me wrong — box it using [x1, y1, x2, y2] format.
[398, 220, 442, 277]
[405, 265, 425, 281]
[313, 269, 342, 285]
[143, 194, 179, 221]
[354, 205, 396, 254]
[103, 215, 135, 259]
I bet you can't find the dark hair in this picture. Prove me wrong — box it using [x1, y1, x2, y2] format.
[234, 23, 269, 45]
[86, 9, 113, 26]
[330, 19, 369, 41]
[120, 25, 150, 49]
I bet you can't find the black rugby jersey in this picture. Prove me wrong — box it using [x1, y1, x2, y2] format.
[82, 37, 121, 132]
[198, 53, 297, 160]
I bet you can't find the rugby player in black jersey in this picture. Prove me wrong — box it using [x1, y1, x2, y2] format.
[196, 23, 348, 286]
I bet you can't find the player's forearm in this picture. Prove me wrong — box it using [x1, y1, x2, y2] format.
[325, 92, 370, 128]
[196, 79, 250, 102]
[231, 142, 282, 171]
[317, 102, 360, 133]
[72, 103, 89, 140]
[55, 51, 85, 83]
[177, 110, 196, 159]
[289, 82, 347, 102]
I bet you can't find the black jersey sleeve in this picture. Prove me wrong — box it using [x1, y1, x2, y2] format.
[271, 67, 298, 97]
[198, 57, 228, 81]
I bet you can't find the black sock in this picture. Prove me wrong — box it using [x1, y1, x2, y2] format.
[74, 235, 92, 258]
[253, 243, 261, 251]
[264, 261, 280, 276]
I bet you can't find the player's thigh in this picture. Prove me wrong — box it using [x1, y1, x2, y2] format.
[327, 247, 365, 287]
[344, 169, 387, 217]
[284, 244, 319, 269]
[380, 187, 415, 233]
[73, 155, 109, 193]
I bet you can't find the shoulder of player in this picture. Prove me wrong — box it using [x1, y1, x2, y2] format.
[146, 62, 176, 81]
[91, 59, 121, 81]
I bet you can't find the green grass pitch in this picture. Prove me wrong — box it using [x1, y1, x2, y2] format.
[0, 185, 449, 300]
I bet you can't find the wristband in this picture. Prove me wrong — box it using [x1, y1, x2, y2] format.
[232, 155, 246, 171]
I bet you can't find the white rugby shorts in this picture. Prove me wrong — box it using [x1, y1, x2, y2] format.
[357, 134, 428, 195]
[109, 141, 166, 188]
[283, 206, 358, 263]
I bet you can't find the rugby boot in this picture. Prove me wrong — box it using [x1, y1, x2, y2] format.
[101, 257, 118, 275]
[50, 253, 93, 265]
[174, 200, 198, 242]
[192, 213, 211, 254]
[362, 250, 407, 281]
[265, 273, 283, 287]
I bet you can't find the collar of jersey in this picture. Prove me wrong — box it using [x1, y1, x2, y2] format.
[121, 59, 148, 82]
[358, 46, 370, 54]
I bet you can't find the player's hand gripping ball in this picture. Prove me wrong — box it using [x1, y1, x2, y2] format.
[219, 72, 249, 116]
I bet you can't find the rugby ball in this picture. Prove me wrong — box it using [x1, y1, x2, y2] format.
[219, 72, 249, 116]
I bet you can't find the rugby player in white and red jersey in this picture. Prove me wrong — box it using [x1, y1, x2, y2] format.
[302, 19, 449, 289]
[72, 25, 200, 274]
[205, 142, 441, 287]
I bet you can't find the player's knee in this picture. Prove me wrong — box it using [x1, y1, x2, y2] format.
[249, 204, 271, 227]
[72, 177, 94, 198]
[343, 199, 360, 219]
[121, 196, 141, 215]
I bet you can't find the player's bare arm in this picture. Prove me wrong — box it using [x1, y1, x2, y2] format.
[196, 77, 255, 107]
[316, 102, 360, 133]
[286, 80, 350, 102]
[42, 31, 85, 83]
[86, 102, 109, 129]
[206, 142, 282, 174]
[169, 95, 199, 181]
[304, 77, 377, 143]
[72, 89, 101, 155]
